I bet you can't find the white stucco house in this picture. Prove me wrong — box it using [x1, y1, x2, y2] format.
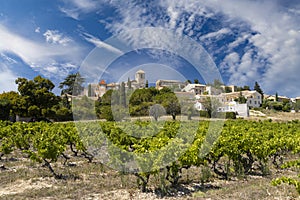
[220, 91, 262, 108]
[182, 84, 207, 95]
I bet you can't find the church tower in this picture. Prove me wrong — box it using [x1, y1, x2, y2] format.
[135, 70, 145, 88]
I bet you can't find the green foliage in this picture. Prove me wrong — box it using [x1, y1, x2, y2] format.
[254, 81, 264, 99]
[225, 112, 236, 119]
[88, 84, 92, 97]
[15, 76, 59, 118]
[201, 96, 221, 118]
[236, 85, 250, 92]
[127, 77, 132, 90]
[72, 96, 96, 120]
[199, 110, 210, 118]
[1, 119, 300, 192]
[272, 176, 300, 194]
[293, 100, 300, 112]
[120, 82, 126, 107]
[225, 86, 232, 93]
[59, 72, 85, 96]
[0, 121, 89, 177]
[263, 100, 291, 112]
[0, 91, 21, 118]
[0, 98, 10, 120]
[149, 104, 166, 121]
[235, 92, 247, 104]
[145, 80, 149, 88]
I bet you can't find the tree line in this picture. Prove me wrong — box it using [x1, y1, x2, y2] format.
[0, 74, 84, 121]
[0, 74, 183, 122]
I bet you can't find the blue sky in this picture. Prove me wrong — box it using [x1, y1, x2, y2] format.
[0, 0, 300, 97]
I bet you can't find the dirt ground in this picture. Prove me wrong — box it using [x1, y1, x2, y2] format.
[249, 110, 300, 122]
[1, 153, 300, 200]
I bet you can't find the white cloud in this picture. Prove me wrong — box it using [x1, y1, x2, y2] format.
[67, 0, 300, 96]
[59, 0, 102, 19]
[0, 24, 85, 91]
[82, 32, 123, 54]
[44, 65, 59, 74]
[228, 34, 250, 50]
[68, 0, 98, 10]
[0, 53, 17, 64]
[0, 64, 18, 93]
[200, 28, 231, 41]
[167, 7, 179, 29]
[59, 7, 80, 20]
[157, 0, 300, 97]
[43, 30, 72, 46]
[35, 27, 40, 33]
[0, 25, 81, 63]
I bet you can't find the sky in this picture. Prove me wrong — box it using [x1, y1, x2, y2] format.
[0, 0, 300, 97]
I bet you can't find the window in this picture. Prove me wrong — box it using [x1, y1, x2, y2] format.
[249, 100, 252, 104]
[254, 101, 257, 104]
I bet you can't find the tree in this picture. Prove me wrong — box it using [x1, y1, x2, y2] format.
[129, 88, 158, 106]
[101, 90, 114, 105]
[254, 81, 264, 100]
[145, 80, 149, 88]
[213, 79, 223, 88]
[95, 90, 113, 120]
[235, 92, 247, 104]
[128, 88, 158, 116]
[120, 82, 126, 107]
[194, 79, 199, 84]
[149, 104, 165, 121]
[275, 92, 279, 102]
[155, 91, 180, 120]
[225, 86, 232, 93]
[202, 96, 222, 118]
[164, 94, 181, 120]
[127, 77, 132, 90]
[15, 76, 59, 118]
[186, 80, 192, 84]
[0, 91, 21, 119]
[88, 84, 92, 97]
[243, 85, 250, 91]
[293, 100, 300, 112]
[0, 98, 10, 120]
[72, 95, 95, 120]
[59, 72, 85, 96]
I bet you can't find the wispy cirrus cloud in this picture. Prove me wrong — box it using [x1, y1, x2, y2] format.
[59, 0, 103, 20]
[81, 32, 123, 54]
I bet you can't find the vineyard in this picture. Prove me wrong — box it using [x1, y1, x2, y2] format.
[1, 119, 300, 199]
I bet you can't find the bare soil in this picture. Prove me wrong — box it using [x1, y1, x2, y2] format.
[0, 152, 299, 200]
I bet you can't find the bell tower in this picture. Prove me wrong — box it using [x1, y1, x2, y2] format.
[135, 70, 145, 88]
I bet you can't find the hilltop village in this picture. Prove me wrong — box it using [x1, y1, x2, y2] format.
[75, 70, 296, 118]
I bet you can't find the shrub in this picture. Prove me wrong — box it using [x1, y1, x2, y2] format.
[225, 112, 236, 119]
[199, 110, 210, 118]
